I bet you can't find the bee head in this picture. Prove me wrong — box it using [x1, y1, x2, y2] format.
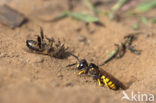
[77, 59, 88, 70]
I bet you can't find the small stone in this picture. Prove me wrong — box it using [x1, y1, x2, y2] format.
[35, 58, 44, 63]
[57, 74, 63, 80]
[78, 35, 87, 42]
[65, 82, 73, 87]
[0, 5, 27, 29]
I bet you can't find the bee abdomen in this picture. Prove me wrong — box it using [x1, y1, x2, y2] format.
[26, 40, 40, 51]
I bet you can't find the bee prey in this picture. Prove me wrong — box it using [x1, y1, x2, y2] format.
[26, 28, 67, 58]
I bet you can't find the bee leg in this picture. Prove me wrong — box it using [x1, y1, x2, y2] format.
[42, 49, 49, 55]
[37, 36, 42, 48]
[40, 27, 44, 40]
[45, 35, 55, 43]
[97, 79, 101, 86]
[78, 70, 86, 75]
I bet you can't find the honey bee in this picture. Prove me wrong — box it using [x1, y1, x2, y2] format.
[26, 28, 67, 58]
[67, 54, 126, 90]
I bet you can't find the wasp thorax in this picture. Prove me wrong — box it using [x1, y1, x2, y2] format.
[87, 63, 99, 75]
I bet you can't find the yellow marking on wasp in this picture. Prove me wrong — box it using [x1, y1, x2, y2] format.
[110, 84, 116, 89]
[101, 75, 117, 90]
[98, 79, 101, 86]
[102, 79, 108, 87]
[108, 81, 112, 85]
[101, 75, 105, 79]
[105, 78, 109, 82]
[78, 70, 86, 75]
[101, 75, 109, 87]
[107, 81, 117, 89]
[112, 86, 117, 89]
[76, 64, 79, 68]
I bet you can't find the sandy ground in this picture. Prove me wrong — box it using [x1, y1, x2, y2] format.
[0, 0, 156, 103]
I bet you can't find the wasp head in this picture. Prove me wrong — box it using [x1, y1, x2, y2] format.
[77, 59, 88, 70]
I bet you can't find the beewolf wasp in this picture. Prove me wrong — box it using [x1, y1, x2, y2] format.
[66, 54, 126, 90]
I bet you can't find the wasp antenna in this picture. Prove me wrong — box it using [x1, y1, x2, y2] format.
[68, 53, 80, 62]
[66, 62, 77, 67]
[40, 27, 44, 39]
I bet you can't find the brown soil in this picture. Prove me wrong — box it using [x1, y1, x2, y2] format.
[0, 0, 156, 103]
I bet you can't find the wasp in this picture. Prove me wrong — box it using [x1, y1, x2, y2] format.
[66, 54, 126, 90]
[26, 28, 67, 58]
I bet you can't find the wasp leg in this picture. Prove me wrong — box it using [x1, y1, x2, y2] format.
[103, 78, 108, 87]
[97, 79, 101, 86]
[78, 70, 86, 75]
[101, 75, 108, 87]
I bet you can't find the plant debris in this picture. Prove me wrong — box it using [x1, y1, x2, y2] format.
[100, 33, 141, 66]
[134, 0, 156, 13]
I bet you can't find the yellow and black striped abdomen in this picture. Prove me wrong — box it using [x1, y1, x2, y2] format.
[101, 75, 118, 90]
